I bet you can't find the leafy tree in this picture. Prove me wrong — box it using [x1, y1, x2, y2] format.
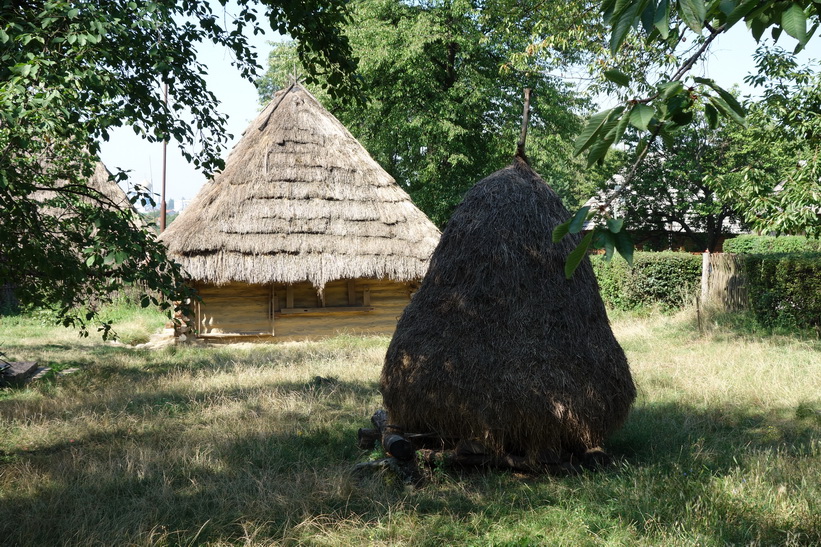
[0, 0, 356, 336]
[258, 0, 618, 226]
[710, 45, 821, 237]
[553, 0, 821, 270]
[609, 112, 752, 251]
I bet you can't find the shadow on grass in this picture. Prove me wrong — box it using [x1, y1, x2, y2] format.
[0, 339, 370, 388]
[1, 391, 818, 545]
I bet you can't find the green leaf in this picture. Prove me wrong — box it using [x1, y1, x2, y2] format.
[781, 3, 808, 45]
[569, 206, 592, 234]
[614, 231, 634, 265]
[583, 107, 626, 165]
[718, 0, 735, 16]
[602, 0, 618, 19]
[86, 255, 96, 267]
[565, 231, 595, 279]
[608, 106, 632, 145]
[654, 0, 671, 37]
[67, 8, 79, 18]
[607, 217, 624, 233]
[586, 136, 616, 166]
[750, 16, 766, 42]
[604, 69, 631, 87]
[640, 0, 657, 33]
[552, 220, 571, 243]
[724, 0, 758, 26]
[704, 102, 719, 128]
[603, 231, 616, 261]
[610, 0, 642, 53]
[678, 0, 706, 33]
[694, 78, 746, 122]
[659, 124, 677, 148]
[630, 104, 655, 131]
[574, 108, 615, 156]
[13, 63, 32, 77]
[659, 80, 684, 99]
[709, 95, 746, 126]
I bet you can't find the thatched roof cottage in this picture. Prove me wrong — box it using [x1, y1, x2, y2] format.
[381, 158, 635, 466]
[160, 84, 440, 339]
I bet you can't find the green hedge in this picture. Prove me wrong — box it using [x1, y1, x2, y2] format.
[591, 251, 702, 311]
[724, 235, 821, 254]
[743, 253, 821, 329]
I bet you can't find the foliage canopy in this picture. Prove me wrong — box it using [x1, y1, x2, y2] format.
[0, 0, 355, 336]
[258, 0, 615, 226]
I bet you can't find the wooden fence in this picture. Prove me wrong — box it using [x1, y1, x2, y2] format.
[700, 253, 748, 311]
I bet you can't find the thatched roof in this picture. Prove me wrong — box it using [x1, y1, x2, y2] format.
[31, 160, 133, 212]
[84, 161, 133, 209]
[160, 84, 440, 289]
[30, 159, 140, 225]
[381, 158, 635, 463]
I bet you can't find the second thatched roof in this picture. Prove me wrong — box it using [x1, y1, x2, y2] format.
[31, 160, 133, 211]
[160, 84, 440, 289]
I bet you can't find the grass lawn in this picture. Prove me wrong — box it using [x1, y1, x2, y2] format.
[1, 307, 819, 546]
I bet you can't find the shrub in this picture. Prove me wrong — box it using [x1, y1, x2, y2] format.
[743, 253, 821, 329]
[724, 235, 821, 254]
[591, 251, 702, 311]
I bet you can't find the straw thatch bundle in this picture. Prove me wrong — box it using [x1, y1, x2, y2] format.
[31, 160, 134, 214]
[160, 84, 440, 290]
[381, 158, 635, 463]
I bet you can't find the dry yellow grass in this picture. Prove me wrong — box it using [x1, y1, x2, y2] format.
[1, 307, 819, 545]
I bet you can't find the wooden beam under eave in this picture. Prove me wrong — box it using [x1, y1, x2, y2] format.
[268, 283, 277, 336]
[347, 279, 356, 306]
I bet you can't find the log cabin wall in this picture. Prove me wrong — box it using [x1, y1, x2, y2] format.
[194, 278, 415, 339]
[195, 282, 272, 335]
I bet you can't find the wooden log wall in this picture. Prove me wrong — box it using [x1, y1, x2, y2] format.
[195, 278, 415, 339]
[195, 282, 273, 335]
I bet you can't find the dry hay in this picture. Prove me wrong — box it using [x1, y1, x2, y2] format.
[381, 158, 635, 464]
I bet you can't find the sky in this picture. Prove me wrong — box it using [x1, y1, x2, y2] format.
[98, 22, 821, 208]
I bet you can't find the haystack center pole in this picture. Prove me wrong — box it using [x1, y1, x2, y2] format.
[516, 88, 532, 160]
[160, 81, 168, 233]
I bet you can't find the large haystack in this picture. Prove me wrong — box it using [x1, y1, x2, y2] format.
[160, 84, 440, 337]
[381, 158, 635, 462]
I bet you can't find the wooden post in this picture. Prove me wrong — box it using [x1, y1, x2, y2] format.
[268, 283, 277, 336]
[286, 284, 294, 309]
[363, 286, 371, 306]
[194, 296, 202, 336]
[516, 88, 532, 161]
[701, 251, 710, 306]
[347, 279, 356, 306]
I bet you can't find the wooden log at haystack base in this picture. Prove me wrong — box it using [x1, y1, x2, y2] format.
[357, 410, 415, 461]
[380, 157, 636, 468]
